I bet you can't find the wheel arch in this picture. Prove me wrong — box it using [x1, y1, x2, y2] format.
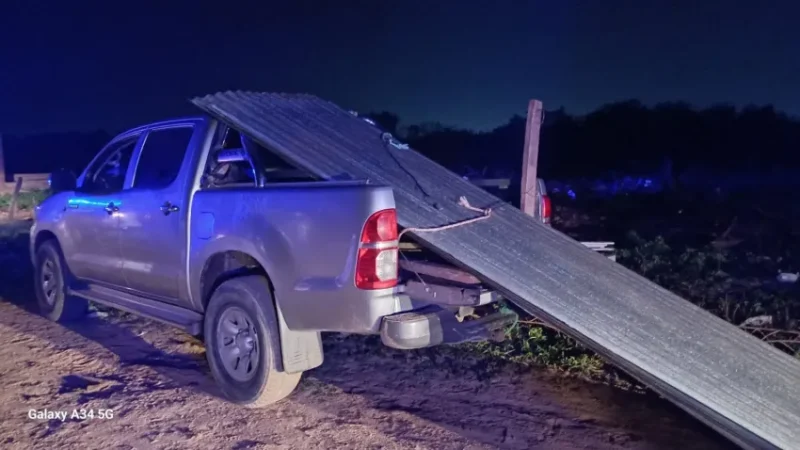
[34, 229, 59, 252]
[198, 249, 323, 374]
[199, 250, 267, 311]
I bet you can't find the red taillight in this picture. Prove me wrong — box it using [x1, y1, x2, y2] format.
[541, 195, 552, 224]
[355, 209, 399, 289]
[360, 209, 398, 243]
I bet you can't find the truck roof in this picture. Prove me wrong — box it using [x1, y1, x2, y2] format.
[121, 117, 205, 135]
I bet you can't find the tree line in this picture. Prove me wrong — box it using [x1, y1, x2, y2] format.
[367, 100, 800, 180]
[3, 99, 799, 182]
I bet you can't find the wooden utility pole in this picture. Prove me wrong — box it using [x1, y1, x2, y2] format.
[8, 177, 22, 220]
[520, 99, 543, 216]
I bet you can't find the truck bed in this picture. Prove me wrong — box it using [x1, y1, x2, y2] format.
[398, 241, 503, 307]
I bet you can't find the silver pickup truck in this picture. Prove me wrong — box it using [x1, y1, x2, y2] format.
[31, 116, 534, 406]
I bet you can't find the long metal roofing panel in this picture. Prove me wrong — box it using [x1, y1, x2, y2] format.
[192, 91, 800, 450]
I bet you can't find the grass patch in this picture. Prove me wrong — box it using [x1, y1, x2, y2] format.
[0, 189, 50, 212]
[466, 193, 800, 386]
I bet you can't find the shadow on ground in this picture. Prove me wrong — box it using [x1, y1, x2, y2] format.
[0, 220, 219, 400]
[291, 335, 736, 450]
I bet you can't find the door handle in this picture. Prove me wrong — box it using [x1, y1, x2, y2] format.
[160, 202, 180, 216]
[104, 202, 120, 215]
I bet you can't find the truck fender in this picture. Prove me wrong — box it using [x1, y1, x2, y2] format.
[194, 236, 323, 373]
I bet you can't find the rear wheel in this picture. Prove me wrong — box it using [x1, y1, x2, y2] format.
[34, 240, 88, 322]
[204, 275, 301, 407]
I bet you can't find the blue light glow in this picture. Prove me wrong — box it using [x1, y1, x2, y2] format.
[68, 197, 123, 208]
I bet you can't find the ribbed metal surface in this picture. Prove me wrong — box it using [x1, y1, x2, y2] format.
[192, 91, 800, 450]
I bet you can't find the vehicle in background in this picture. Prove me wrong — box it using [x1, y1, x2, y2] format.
[468, 177, 616, 261]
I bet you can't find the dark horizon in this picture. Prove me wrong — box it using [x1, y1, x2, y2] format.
[2, 98, 798, 139]
[6, 96, 800, 183]
[1, 1, 799, 134]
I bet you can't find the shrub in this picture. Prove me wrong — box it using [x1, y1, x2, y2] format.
[0, 189, 51, 212]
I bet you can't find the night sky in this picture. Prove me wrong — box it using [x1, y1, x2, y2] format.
[1, 0, 798, 134]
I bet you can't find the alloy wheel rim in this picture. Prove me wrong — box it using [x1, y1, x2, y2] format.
[216, 306, 260, 382]
[41, 259, 59, 306]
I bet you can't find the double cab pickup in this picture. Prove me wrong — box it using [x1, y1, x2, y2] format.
[31, 116, 518, 406]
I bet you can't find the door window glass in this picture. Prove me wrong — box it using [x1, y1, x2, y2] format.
[133, 127, 194, 189]
[81, 136, 138, 193]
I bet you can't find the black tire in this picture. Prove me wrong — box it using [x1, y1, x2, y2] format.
[204, 275, 301, 407]
[34, 240, 88, 322]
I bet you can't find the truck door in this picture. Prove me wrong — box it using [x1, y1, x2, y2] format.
[62, 134, 141, 287]
[115, 123, 197, 304]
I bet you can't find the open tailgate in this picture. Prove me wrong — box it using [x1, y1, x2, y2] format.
[192, 91, 800, 450]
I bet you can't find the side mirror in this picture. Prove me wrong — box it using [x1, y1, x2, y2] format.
[49, 168, 77, 192]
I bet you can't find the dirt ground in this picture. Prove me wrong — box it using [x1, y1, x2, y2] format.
[0, 220, 734, 450]
[0, 301, 736, 450]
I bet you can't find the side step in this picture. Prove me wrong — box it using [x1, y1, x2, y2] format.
[69, 284, 203, 335]
[380, 305, 517, 350]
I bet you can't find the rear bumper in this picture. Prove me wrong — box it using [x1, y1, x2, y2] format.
[380, 305, 517, 350]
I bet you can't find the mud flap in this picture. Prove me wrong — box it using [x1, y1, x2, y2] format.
[275, 301, 323, 374]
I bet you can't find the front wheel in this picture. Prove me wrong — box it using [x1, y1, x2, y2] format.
[204, 275, 301, 407]
[34, 240, 88, 322]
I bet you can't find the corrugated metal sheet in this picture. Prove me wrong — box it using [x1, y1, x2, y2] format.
[192, 91, 800, 450]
